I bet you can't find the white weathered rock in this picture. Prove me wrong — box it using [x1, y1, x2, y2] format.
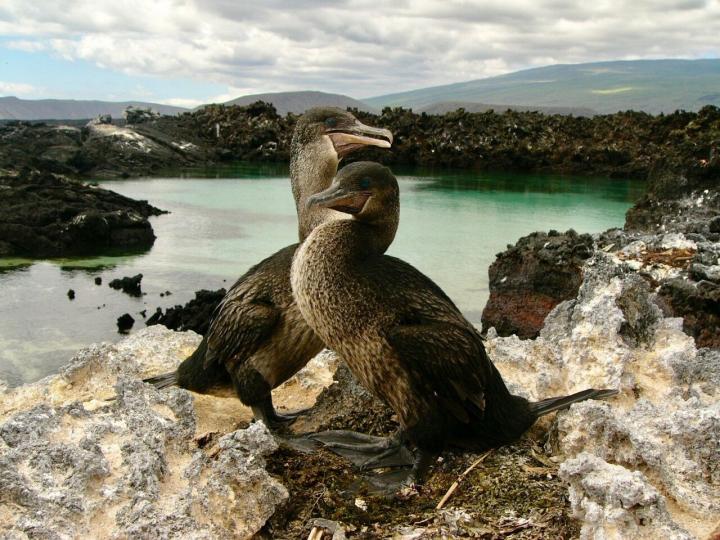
[486, 253, 719, 539]
[291, 349, 339, 390]
[658, 232, 697, 251]
[559, 453, 694, 540]
[0, 327, 289, 539]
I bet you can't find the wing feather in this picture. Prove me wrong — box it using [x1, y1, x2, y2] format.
[375, 257, 493, 424]
[203, 244, 297, 369]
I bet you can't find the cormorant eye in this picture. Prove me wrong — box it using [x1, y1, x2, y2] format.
[359, 178, 371, 189]
[325, 117, 338, 128]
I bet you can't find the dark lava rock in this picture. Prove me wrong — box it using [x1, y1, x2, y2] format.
[0, 122, 84, 175]
[481, 229, 594, 339]
[657, 278, 720, 349]
[690, 263, 720, 284]
[124, 106, 160, 124]
[94, 276, 102, 285]
[109, 274, 143, 297]
[0, 116, 203, 178]
[710, 216, 720, 234]
[4, 103, 720, 181]
[117, 313, 135, 334]
[67, 289, 75, 300]
[146, 288, 226, 335]
[625, 160, 720, 233]
[615, 275, 662, 347]
[0, 169, 163, 258]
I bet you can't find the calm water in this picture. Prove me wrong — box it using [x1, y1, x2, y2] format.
[0, 163, 644, 386]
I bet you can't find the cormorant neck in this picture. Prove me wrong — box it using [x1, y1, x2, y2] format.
[290, 135, 340, 242]
[346, 213, 399, 260]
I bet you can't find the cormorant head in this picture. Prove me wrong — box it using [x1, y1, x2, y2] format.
[292, 107, 393, 159]
[307, 161, 399, 224]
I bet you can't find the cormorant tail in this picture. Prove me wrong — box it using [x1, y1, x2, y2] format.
[143, 371, 178, 390]
[143, 336, 232, 395]
[529, 388, 618, 417]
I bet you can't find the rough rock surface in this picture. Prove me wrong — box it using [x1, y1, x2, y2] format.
[486, 162, 720, 350]
[0, 117, 204, 178]
[484, 253, 719, 539]
[78, 119, 202, 178]
[559, 454, 695, 540]
[481, 229, 594, 338]
[625, 159, 720, 235]
[0, 326, 335, 539]
[3, 103, 720, 180]
[2, 255, 718, 537]
[607, 231, 720, 349]
[146, 288, 227, 335]
[0, 169, 163, 257]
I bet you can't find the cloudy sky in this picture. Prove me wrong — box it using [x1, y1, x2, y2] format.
[0, 0, 718, 107]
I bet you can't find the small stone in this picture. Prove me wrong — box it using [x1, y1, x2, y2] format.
[709, 216, 720, 234]
[690, 263, 720, 283]
[109, 274, 143, 297]
[67, 289, 75, 300]
[117, 313, 135, 333]
[94, 276, 102, 285]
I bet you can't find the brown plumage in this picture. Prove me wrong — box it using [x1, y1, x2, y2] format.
[291, 161, 617, 483]
[145, 109, 392, 427]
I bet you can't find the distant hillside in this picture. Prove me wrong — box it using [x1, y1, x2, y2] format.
[420, 101, 596, 116]
[367, 59, 720, 114]
[220, 91, 377, 115]
[0, 96, 188, 121]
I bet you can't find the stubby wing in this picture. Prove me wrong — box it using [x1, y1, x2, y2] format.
[202, 244, 297, 369]
[386, 320, 490, 424]
[378, 257, 493, 424]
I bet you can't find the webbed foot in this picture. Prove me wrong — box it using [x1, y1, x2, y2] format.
[308, 429, 415, 470]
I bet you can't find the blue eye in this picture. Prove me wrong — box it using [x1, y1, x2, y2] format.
[359, 178, 371, 189]
[325, 117, 338, 128]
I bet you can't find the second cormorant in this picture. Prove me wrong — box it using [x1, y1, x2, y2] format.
[145, 109, 392, 428]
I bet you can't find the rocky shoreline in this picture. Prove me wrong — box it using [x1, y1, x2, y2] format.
[0, 169, 163, 258]
[1, 103, 717, 261]
[1, 103, 718, 180]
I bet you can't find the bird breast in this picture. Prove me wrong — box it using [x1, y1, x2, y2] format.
[291, 225, 418, 423]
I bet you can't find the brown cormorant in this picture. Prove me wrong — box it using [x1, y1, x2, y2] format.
[145, 109, 392, 427]
[291, 161, 617, 484]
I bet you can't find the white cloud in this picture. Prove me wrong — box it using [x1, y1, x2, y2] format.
[0, 0, 718, 98]
[0, 81, 37, 95]
[158, 97, 205, 108]
[6, 39, 46, 52]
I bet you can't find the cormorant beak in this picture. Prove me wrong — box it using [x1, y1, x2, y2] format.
[307, 184, 372, 215]
[327, 120, 393, 158]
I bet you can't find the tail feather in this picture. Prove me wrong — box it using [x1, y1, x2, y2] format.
[530, 388, 618, 417]
[143, 371, 178, 390]
[142, 337, 232, 395]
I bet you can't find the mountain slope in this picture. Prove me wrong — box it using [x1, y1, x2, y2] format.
[367, 59, 720, 114]
[0, 97, 188, 121]
[221, 91, 377, 115]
